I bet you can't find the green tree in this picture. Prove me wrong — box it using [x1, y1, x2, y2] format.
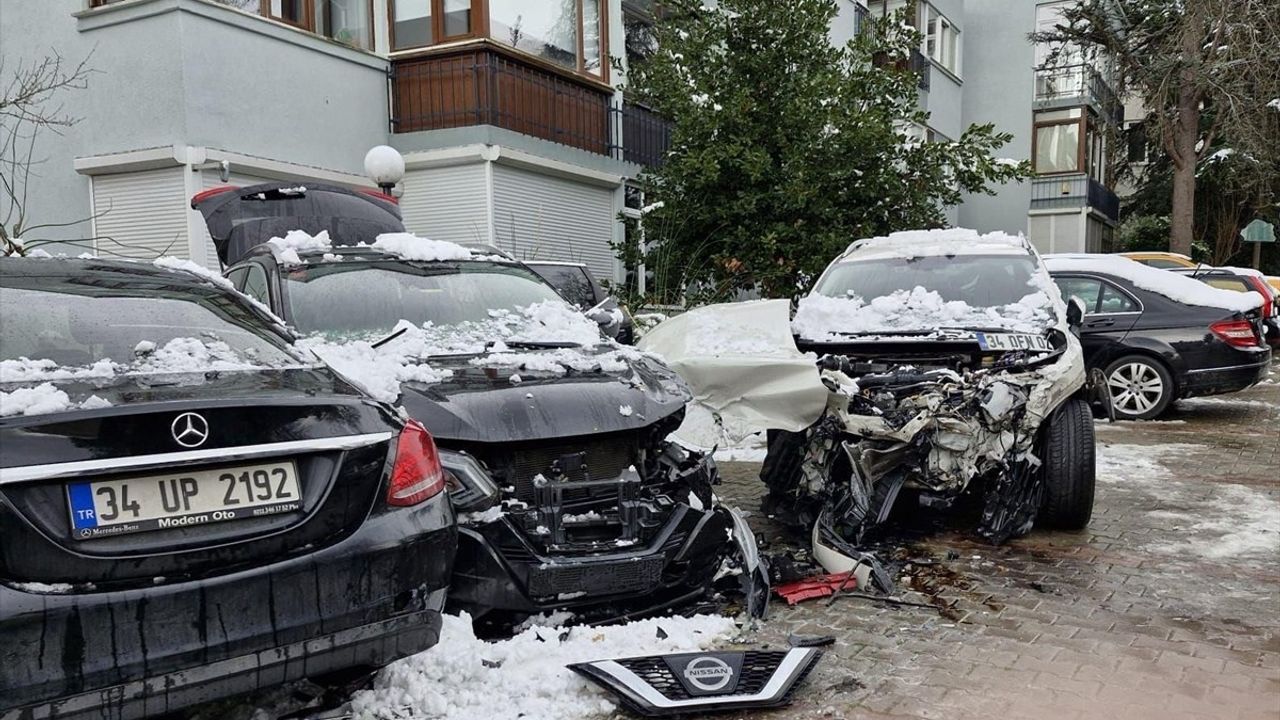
[621, 0, 1028, 303]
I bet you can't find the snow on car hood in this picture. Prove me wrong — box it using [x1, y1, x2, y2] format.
[792, 286, 1056, 340]
[638, 299, 829, 447]
[1044, 254, 1263, 313]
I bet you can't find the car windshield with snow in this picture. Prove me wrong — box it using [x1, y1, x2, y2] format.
[0, 257, 456, 720]
[193, 182, 766, 630]
[641, 229, 1098, 583]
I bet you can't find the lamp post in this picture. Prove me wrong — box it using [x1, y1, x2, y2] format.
[364, 145, 405, 196]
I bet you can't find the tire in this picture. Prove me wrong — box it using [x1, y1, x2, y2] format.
[1039, 396, 1096, 530]
[1103, 354, 1175, 420]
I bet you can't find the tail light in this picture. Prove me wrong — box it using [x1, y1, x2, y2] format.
[1209, 319, 1262, 349]
[387, 420, 446, 506]
[1243, 277, 1279, 318]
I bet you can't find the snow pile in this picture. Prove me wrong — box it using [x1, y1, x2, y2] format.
[1044, 255, 1263, 312]
[839, 228, 1032, 261]
[687, 310, 801, 357]
[349, 613, 737, 720]
[793, 286, 1055, 339]
[132, 337, 289, 375]
[300, 329, 454, 404]
[372, 232, 474, 262]
[0, 384, 111, 417]
[152, 257, 234, 290]
[268, 229, 332, 263]
[0, 357, 116, 384]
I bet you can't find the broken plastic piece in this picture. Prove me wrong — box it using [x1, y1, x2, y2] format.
[774, 572, 858, 606]
[569, 647, 822, 717]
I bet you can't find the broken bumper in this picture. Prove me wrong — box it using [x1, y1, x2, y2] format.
[449, 504, 744, 618]
[0, 500, 455, 720]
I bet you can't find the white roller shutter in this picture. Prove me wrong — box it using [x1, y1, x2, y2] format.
[92, 168, 188, 261]
[491, 165, 617, 280]
[398, 164, 490, 246]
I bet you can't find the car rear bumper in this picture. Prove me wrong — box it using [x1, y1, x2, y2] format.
[1, 497, 456, 719]
[1180, 350, 1272, 397]
[448, 504, 733, 619]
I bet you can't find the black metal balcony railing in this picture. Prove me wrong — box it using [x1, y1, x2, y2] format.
[609, 102, 673, 169]
[1030, 174, 1120, 221]
[1034, 63, 1121, 123]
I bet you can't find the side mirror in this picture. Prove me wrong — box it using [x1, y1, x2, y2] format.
[586, 297, 623, 339]
[1066, 296, 1087, 329]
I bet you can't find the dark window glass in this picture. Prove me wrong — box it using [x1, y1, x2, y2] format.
[0, 286, 295, 368]
[1053, 277, 1104, 313]
[817, 255, 1043, 310]
[623, 0, 657, 68]
[226, 267, 249, 290]
[527, 264, 597, 309]
[282, 262, 564, 336]
[242, 265, 271, 306]
[443, 0, 472, 36]
[1099, 284, 1137, 313]
[268, 0, 309, 25]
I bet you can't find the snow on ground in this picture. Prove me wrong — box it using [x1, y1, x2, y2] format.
[1095, 441, 1280, 563]
[792, 287, 1054, 339]
[348, 613, 737, 720]
[1175, 396, 1280, 419]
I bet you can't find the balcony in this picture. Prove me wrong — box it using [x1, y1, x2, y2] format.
[1034, 63, 1121, 124]
[390, 43, 614, 156]
[872, 48, 931, 92]
[610, 102, 672, 168]
[1030, 174, 1120, 221]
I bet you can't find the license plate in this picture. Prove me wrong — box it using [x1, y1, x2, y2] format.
[66, 462, 301, 540]
[975, 332, 1054, 353]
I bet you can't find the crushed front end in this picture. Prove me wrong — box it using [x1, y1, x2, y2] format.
[442, 410, 766, 624]
[763, 331, 1087, 570]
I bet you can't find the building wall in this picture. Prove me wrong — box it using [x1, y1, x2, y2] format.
[955, 0, 1036, 237]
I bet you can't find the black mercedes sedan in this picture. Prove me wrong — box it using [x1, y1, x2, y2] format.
[193, 183, 765, 630]
[1045, 254, 1272, 420]
[0, 257, 456, 720]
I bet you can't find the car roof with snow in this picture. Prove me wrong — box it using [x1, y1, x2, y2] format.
[1043, 253, 1263, 313]
[3, 255, 235, 292]
[835, 228, 1037, 263]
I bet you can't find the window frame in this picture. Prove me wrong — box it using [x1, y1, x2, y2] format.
[1032, 114, 1086, 176]
[260, 0, 316, 31]
[389, 0, 609, 80]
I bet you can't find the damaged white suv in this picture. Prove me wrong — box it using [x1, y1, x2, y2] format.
[644, 229, 1095, 575]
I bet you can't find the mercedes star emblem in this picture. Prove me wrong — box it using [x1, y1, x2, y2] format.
[171, 412, 210, 448]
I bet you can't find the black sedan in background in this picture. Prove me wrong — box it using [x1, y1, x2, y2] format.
[1045, 255, 1272, 420]
[0, 258, 456, 720]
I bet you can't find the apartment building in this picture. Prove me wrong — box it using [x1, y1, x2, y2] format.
[0, 0, 674, 279]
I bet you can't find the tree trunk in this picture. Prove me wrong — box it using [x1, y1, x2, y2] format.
[1168, 6, 1203, 257]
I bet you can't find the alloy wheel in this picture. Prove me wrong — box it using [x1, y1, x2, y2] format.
[1106, 362, 1165, 416]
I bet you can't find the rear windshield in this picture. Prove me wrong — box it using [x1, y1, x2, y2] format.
[1, 286, 298, 369]
[815, 254, 1043, 309]
[283, 261, 565, 336]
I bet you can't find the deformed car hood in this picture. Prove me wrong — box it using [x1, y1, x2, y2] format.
[397, 348, 691, 443]
[638, 299, 830, 447]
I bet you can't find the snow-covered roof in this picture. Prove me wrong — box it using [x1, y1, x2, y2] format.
[838, 228, 1034, 262]
[1043, 254, 1263, 312]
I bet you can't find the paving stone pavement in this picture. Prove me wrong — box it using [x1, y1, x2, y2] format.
[712, 365, 1280, 720]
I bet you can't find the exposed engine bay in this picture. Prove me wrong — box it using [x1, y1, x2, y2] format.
[640, 298, 1088, 584]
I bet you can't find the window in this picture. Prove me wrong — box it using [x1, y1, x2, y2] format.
[921, 6, 959, 75]
[242, 265, 272, 307]
[266, 0, 311, 27]
[1099, 284, 1137, 313]
[1054, 277, 1103, 312]
[315, 0, 373, 49]
[1034, 108, 1083, 175]
[443, 0, 472, 37]
[622, 0, 658, 69]
[489, 0, 583, 73]
[393, 1, 433, 48]
[1126, 121, 1155, 164]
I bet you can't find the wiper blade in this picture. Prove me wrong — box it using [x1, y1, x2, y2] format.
[371, 327, 408, 349]
[500, 340, 581, 349]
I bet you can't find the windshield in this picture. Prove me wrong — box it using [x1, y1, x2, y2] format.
[528, 264, 597, 309]
[284, 261, 567, 337]
[816, 254, 1042, 309]
[1, 287, 299, 370]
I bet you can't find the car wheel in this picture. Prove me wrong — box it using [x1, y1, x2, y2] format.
[1103, 355, 1174, 420]
[1039, 396, 1095, 530]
